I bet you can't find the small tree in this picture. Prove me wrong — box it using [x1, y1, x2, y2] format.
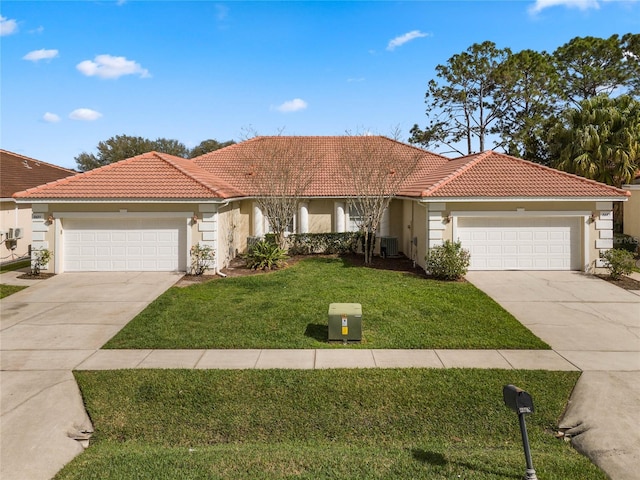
[190, 244, 216, 275]
[341, 132, 422, 264]
[240, 132, 320, 250]
[600, 248, 635, 280]
[31, 248, 52, 275]
[426, 240, 471, 280]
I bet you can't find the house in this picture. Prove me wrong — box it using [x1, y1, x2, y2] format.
[13, 136, 629, 274]
[622, 170, 640, 247]
[1, 149, 76, 264]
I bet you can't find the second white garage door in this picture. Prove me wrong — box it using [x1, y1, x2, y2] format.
[63, 218, 187, 272]
[457, 216, 581, 270]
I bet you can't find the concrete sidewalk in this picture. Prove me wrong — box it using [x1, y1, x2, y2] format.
[4, 346, 636, 372]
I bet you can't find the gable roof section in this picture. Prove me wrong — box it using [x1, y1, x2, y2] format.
[406, 151, 629, 199]
[1, 149, 77, 198]
[14, 151, 244, 200]
[193, 136, 449, 197]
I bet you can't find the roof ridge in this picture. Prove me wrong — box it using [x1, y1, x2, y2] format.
[489, 151, 630, 196]
[420, 151, 492, 196]
[1, 149, 77, 174]
[156, 152, 240, 196]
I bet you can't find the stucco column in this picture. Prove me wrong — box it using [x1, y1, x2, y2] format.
[380, 205, 390, 237]
[252, 203, 263, 237]
[298, 202, 309, 234]
[335, 202, 346, 233]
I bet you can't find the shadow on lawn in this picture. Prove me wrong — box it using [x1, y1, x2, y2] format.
[411, 448, 521, 478]
[304, 323, 328, 342]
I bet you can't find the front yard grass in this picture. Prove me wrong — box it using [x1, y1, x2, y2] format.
[105, 256, 549, 350]
[56, 369, 605, 479]
[0, 284, 27, 299]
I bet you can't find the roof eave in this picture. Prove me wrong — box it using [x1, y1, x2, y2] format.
[418, 196, 629, 203]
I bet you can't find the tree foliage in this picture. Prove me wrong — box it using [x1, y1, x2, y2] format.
[190, 139, 235, 158]
[549, 95, 640, 189]
[74, 134, 235, 171]
[411, 33, 638, 165]
[341, 131, 422, 264]
[410, 41, 510, 155]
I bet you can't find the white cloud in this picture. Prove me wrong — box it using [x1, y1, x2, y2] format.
[76, 54, 150, 79]
[274, 98, 308, 113]
[386, 30, 430, 51]
[347, 77, 365, 83]
[216, 4, 229, 20]
[528, 0, 600, 14]
[43, 112, 61, 123]
[69, 108, 103, 121]
[23, 49, 59, 62]
[0, 16, 18, 36]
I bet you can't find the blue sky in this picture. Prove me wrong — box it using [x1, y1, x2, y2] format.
[2, 0, 638, 169]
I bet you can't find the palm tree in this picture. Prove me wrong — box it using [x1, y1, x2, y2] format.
[550, 95, 639, 189]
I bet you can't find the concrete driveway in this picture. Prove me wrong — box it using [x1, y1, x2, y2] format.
[0, 272, 181, 480]
[466, 270, 640, 480]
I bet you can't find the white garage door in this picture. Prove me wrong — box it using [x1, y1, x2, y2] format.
[63, 218, 186, 272]
[457, 216, 581, 270]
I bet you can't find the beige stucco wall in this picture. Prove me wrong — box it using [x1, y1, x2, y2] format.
[623, 186, 640, 244]
[0, 201, 32, 263]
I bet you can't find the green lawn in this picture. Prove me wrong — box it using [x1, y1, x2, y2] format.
[0, 259, 30, 273]
[56, 369, 605, 479]
[0, 284, 27, 299]
[105, 257, 549, 350]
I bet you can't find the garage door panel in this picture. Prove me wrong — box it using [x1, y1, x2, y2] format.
[457, 216, 580, 271]
[64, 218, 186, 272]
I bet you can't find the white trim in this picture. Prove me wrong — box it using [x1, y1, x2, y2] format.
[53, 211, 193, 219]
[583, 215, 590, 272]
[419, 196, 627, 203]
[17, 198, 238, 204]
[451, 210, 590, 218]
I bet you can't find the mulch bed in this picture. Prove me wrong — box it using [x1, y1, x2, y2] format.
[16, 273, 56, 280]
[596, 274, 640, 291]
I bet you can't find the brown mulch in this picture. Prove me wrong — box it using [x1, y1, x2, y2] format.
[16, 273, 56, 280]
[174, 254, 428, 287]
[596, 274, 640, 291]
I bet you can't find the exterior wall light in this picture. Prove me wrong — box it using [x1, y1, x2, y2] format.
[192, 214, 199, 224]
[47, 215, 55, 223]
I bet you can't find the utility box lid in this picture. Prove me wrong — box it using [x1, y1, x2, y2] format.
[328, 303, 362, 317]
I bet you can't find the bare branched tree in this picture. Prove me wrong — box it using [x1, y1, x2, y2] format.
[341, 131, 422, 264]
[240, 132, 319, 249]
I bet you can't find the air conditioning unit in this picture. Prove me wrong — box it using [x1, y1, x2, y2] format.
[13, 227, 24, 239]
[380, 236, 399, 257]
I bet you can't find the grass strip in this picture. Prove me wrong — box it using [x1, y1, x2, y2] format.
[105, 257, 548, 350]
[0, 284, 27, 299]
[56, 369, 605, 479]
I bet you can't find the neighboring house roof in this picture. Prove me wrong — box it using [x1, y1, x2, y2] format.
[12, 138, 630, 201]
[1, 149, 76, 198]
[401, 151, 630, 199]
[13, 151, 244, 200]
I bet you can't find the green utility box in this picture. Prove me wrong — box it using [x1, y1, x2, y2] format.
[328, 303, 362, 342]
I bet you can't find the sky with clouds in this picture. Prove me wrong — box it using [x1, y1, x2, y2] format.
[1, 0, 639, 169]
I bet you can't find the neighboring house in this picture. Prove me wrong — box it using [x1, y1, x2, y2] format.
[13, 136, 628, 274]
[1, 149, 76, 264]
[622, 170, 640, 246]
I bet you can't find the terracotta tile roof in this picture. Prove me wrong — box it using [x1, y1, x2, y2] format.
[14, 151, 244, 200]
[193, 136, 448, 197]
[1, 149, 76, 198]
[12, 140, 629, 201]
[406, 151, 629, 199]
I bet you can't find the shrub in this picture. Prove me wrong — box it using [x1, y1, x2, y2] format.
[288, 233, 360, 255]
[600, 248, 635, 280]
[31, 248, 52, 275]
[244, 239, 288, 270]
[426, 240, 471, 280]
[190, 244, 216, 275]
